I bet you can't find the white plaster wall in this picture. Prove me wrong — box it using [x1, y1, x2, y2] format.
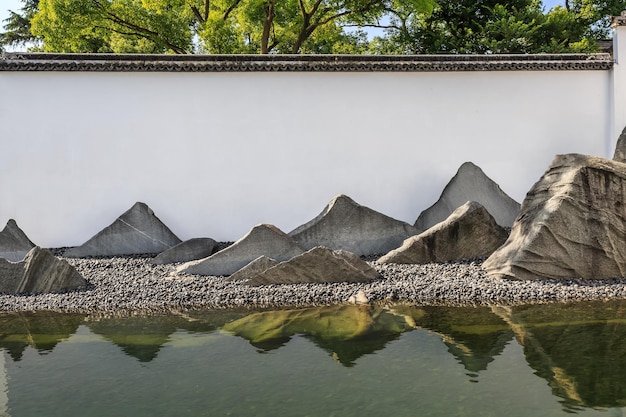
[0, 69, 611, 247]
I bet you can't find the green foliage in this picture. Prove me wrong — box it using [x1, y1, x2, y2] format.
[2, 0, 625, 54]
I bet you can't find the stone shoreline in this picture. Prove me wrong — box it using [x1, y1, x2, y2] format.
[2, 251, 626, 313]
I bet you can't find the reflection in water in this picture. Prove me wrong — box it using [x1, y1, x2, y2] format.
[394, 305, 513, 375]
[0, 312, 85, 361]
[1, 301, 626, 413]
[222, 305, 413, 366]
[494, 301, 626, 410]
[86, 309, 249, 362]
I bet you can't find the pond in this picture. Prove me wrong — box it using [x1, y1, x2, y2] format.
[1, 301, 626, 417]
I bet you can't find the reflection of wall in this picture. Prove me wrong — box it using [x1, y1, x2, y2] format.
[0, 60, 611, 247]
[493, 302, 626, 410]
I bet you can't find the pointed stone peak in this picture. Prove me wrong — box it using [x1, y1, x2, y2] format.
[65, 202, 182, 257]
[177, 224, 303, 276]
[289, 194, 418, 256]
[0, 219, 36, 262]
[415, 161, 520, 231]
[1, 219, 35, 247]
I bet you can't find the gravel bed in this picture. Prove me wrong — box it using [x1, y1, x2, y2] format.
[2, 252, 626, 313]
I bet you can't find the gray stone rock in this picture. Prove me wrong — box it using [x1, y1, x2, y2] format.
[484, 153, 626, 280]
[0, 247, 87, 294]
[177, 224, 303, 276]
[228, 256, 279, 281]
[65, 202, 182, 257]
[0, 219, 36, 262]
[415, 162, 520, 231]
[379, 201, 508, 264]
[614, 125, 626, 163]
[289, 194, 418, 256]
[150, 238, 218, 265]
[245, 246, 380, 286]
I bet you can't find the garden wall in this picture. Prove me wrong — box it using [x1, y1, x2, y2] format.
[0, 51, 619, 247]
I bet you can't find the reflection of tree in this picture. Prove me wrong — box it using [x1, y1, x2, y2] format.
[395, 305, 513, 374]
[0, 312, 85, 361]
[222, 305, 414, 366]
[493, 301, 626, 410]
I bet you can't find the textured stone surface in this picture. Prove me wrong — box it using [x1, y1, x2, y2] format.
[65, 202, 182, 257]
[289, 194, 418, 256]
[150, 238, 218, 265]
[246, 246, 380, 286]
[0, 247, 86, 294]
[228, 256, 279, 282]
[380, 201, 508, 264]
[0, 219, 36, 262]
[614, 126, 626, 162]
[484, 154, 626, 280]
[177, 224, 303, 276]
[415, 162, 520, 230]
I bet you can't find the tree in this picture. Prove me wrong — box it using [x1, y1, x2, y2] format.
[368, 0, 626, 54]
[23, 0, 432, 54]
[0, 0, 40, 52]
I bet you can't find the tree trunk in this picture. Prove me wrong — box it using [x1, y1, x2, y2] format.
[261, 0, 276, 54]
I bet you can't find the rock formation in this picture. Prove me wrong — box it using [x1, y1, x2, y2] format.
[379, 201, 508, 264]
[484, 154, 626, 280]
[415, 162, 520, 231]
[245, 246, 380, 286]
[0, 247, 87, 294]
[228, 256, 279, 281]
[150, 238, 218, 265]
[177, 224, 303, 276]
[289, 194, 418, 256]
[65, 202, 182, 257]
[0, 219, 36, 262]
[614, 126, 626, 162]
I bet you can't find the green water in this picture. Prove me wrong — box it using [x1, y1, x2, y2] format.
[2, 301, 626, 417]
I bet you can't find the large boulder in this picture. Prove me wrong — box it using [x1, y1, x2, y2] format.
[177, 224, 303, 276]
[244, 246, 380, 286]
[484, 154, 626, 280]
[0, 247, 87, 294]
[379, 201, 508, 264]
[289, 194, 418, 256]
[614, 125, 626, 162]
[150, 238, 218, 265]
[0, 219, 36, 262]
[415, 162, 520, 231]
[65, 202, 182, 257]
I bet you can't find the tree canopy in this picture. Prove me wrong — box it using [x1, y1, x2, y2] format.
[1, 0, 625, 54]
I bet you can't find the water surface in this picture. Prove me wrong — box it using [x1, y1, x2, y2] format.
[1, 301, 626, 417]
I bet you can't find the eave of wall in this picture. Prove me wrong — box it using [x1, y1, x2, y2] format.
[0, 52, 614, 72]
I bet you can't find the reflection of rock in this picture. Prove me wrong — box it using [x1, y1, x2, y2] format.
[85, 310, 249, 362]
[177, 224, 303, 276]
[493, 301, 626, 409]
[222, 305, 414, 366]
[395, 305, 513, 374]
[245, 247, 380, 285]
[484, 154, 626, 280]
[0, 312, 85, 361]
[0, 219, 36, 262]
[289, 194, 418, 256]
[415, 162, 520, 230]
[379, 202, 507, 264]
[65, 202, 182, 257]
[150, 238, 218, 265]
[0, 247, 87, 294]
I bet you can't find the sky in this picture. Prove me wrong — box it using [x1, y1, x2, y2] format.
[0, 0, 566, 51]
